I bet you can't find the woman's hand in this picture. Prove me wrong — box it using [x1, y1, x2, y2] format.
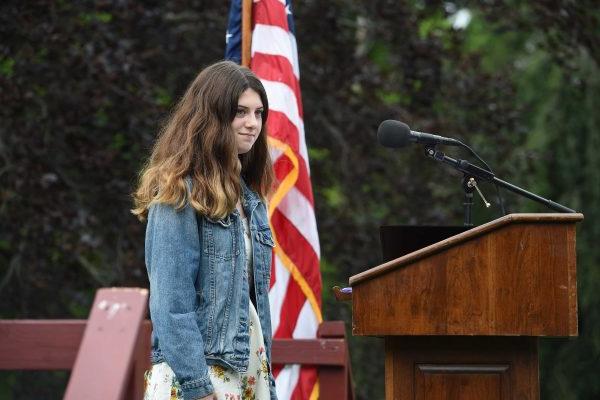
[199, 394, 216, 400]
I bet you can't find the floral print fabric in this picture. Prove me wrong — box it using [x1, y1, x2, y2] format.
[144, 301, 271, 400]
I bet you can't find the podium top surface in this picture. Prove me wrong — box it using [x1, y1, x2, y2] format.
[350, 213, 583, 286]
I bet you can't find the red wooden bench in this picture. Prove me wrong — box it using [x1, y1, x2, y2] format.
[0, 288, 354, 400]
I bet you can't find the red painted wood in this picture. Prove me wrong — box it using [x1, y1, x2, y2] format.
[125, 321, 152, 400]
[64, 287, 149, 400]
[0, 290, 353, 400]
[0, 320, 85, 370]
[317, 320, 354, 400]
[271, 338, 347, 366]
[318, 320, 346, 338]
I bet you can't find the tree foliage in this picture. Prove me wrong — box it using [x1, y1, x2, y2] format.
[1, 1, 598, 399]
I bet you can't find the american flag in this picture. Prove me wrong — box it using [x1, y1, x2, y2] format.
[226, 1, 322, 399]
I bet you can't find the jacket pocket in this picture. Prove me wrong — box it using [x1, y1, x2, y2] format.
[256, 227, 275, 248]
[202, 216, 240, 260]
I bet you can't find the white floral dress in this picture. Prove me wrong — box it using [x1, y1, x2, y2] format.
[144, 216, 271, 400]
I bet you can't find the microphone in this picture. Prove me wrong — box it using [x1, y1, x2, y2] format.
[377, 120, 462, 148]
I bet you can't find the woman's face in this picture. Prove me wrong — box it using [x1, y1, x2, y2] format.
[232, 88, 263, 155]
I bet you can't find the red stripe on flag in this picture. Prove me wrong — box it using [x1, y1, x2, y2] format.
[270, 211, 321, 341]
[268, 110, 300, 152]
[271, 209, 321, 302]
[272, 364, 282, 379]
[273, 155, 294, 182]
[273, 274, 306, 338]
[291, 368, 318, 400]
[272, 148, 315, 205]
[253, 0, 289, 31]
[253, 53, 303, 117]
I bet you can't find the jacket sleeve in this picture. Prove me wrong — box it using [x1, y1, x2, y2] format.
[145, 201, 214, 400]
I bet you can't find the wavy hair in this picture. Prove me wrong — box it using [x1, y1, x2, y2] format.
[132, 61, 274, 220]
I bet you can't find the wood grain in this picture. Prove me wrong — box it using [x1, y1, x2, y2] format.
[385, 336, 538, 400]
[351, 214, 581, 336]
[350, 213, 582, 285]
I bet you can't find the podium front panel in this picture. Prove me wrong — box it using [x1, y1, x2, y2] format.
[385, 336, 539, 400]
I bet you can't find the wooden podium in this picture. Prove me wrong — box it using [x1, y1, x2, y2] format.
[349, 213, 583, 400]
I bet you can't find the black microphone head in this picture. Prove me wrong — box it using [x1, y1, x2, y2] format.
[377, 120, 412, 148]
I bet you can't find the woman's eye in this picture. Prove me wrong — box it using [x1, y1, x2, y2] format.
[236, 108, 246, 117]
[255, 110, 263, 119]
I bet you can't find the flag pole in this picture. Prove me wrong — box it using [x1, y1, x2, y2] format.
[241, 0, 252, 67]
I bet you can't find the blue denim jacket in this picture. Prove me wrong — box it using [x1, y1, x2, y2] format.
[145, 180, 277, 400]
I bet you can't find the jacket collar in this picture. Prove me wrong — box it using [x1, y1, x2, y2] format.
[241, 178, 262, 212]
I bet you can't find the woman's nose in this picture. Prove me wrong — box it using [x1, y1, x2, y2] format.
[245, 113, 258, 127]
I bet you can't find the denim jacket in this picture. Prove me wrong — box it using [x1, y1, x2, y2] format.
[145, 179, 277, 400]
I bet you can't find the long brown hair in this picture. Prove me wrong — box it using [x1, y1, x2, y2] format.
[132, 61, 274, 220]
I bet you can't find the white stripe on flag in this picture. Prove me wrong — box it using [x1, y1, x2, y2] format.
[252, 24, 300, 78]
[277, 186, 320, 257]
[292, 300, 319, 339]
[289, 32, 300, 79]
[269, 146, 284, 164]
[262, 80, 302, 137]
[269, 253, 290, 333]
[262, 80, 310, 173]
[275, 364, 301, 400]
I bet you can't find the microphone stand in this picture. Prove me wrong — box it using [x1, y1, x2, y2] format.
[424, 146, 576, 226]
[462, 176, 475, 226]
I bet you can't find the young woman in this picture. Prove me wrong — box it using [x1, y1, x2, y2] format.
[133, 60, 277, 400]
